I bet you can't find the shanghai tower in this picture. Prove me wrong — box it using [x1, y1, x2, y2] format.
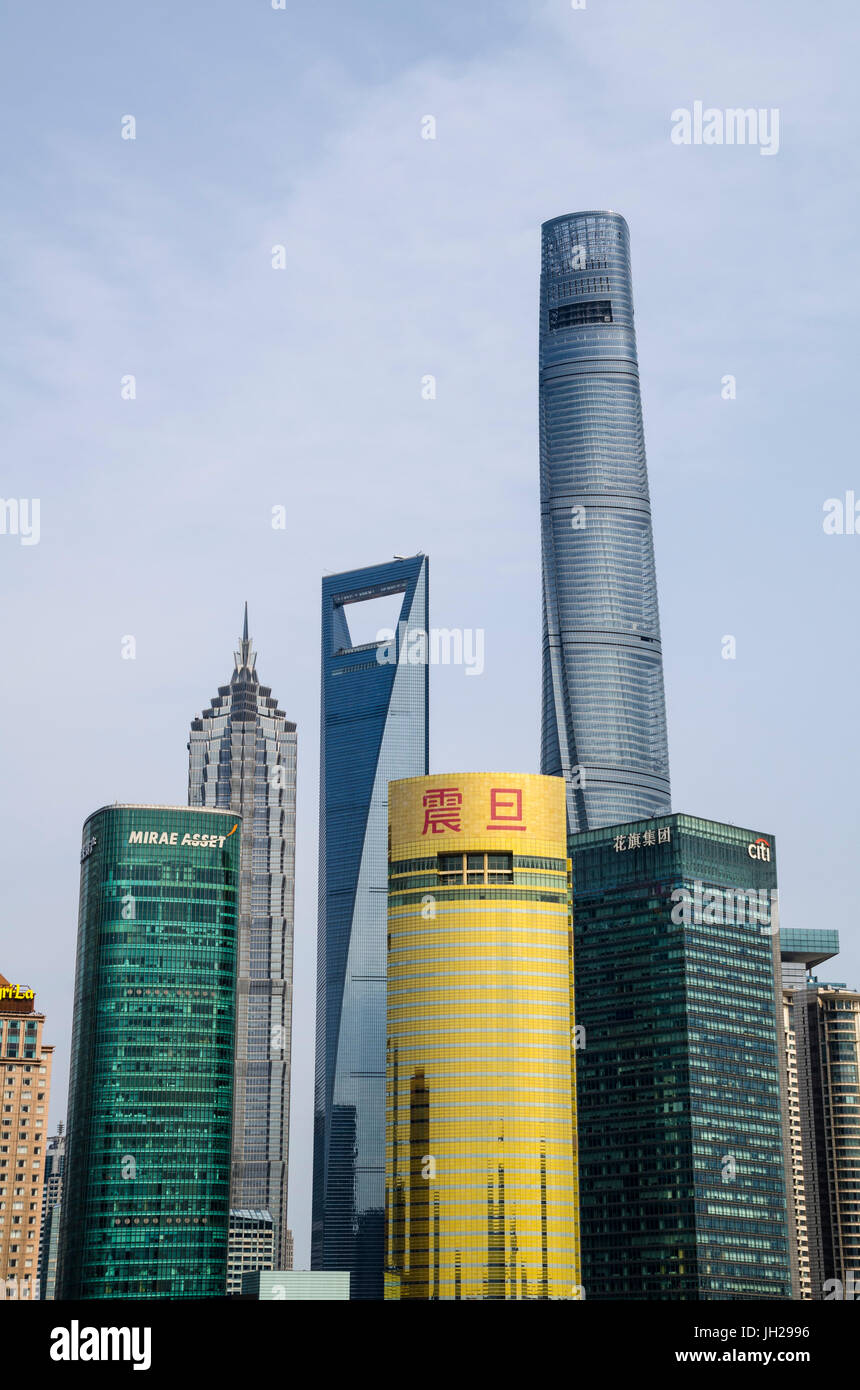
[540, 211, 671, 832]
[189, 606, 297, 1270]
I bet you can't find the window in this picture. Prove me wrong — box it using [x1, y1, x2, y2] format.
[488, 853, 513, 883]
[466, 854, 484, 884]
[549, 299, 613, 330]
[435, 852, 513, 885]
[438, 854, 463, 883]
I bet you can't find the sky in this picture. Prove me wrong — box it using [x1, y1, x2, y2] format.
[1, 0, 858, 1268]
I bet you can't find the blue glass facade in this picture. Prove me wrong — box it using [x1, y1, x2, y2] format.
[540, 211, 671, 832]
[312, 556, 429, 1299]
[571, 813, 793, 1299]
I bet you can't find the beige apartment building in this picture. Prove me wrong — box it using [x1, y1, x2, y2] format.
[783, 990, 813, 1298]
[0, 974, 53, 1300]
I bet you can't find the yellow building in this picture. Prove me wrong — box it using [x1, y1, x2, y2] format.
[0, 975, 54, 1300]
[385, 772, 580, 1300]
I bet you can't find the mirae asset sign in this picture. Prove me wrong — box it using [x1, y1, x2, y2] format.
[127, 827, 238, 849]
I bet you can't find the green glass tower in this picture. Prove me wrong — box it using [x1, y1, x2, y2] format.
[57, 805, 241, 1300]
[571, 812, 793, 1300]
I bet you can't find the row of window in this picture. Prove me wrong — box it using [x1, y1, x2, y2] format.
[391, 855, 567, 875]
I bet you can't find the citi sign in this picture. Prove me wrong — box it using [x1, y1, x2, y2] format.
[747, 837, 772, 862]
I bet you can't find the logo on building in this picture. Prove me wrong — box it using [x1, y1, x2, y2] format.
[0, 983, 34, 1002]
[127, 827, 238, 850]
[420, 786, 529, 836]
[421, 788, 463, 835]
[747, 837, 771, 862]
[614, 826, 671, 852]
[486, 788, 527, 832]
[80, 836, 98, 862]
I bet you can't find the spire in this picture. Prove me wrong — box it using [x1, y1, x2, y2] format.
[233, 602, 256, 676]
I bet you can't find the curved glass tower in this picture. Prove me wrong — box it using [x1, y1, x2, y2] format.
[312, 555, 429, 1299]
[57, 805, 240, 1300]
[385, 773, 580, 1300]
[540, 211, 671, 832]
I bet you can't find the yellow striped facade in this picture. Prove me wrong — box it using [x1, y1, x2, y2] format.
[385, 772, 580, 1300]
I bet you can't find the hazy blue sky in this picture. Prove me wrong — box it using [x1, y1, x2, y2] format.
[1, 0, 857, 1266]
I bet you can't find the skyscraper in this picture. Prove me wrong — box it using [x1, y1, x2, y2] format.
[571, 813, 792, 1299]
[57, 805, 240, 1300]
[779, 929, 840, 1300]
[0, 976, 53, 1301]
[782, 992, 813, 1300]
[37, 1125, 66, 1300]
[540, 211, 671, 832]
[385, 773, 580, 1299]
[189, 607, 297, 1270]
[313, 556, 429, 1299]
[788, 978, 860, 1299]
[227, 1208, 275, 1296]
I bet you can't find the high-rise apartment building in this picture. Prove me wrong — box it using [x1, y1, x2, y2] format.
[780, 929, 841, 994]
[571, 813, 792, 1298]
[0, 976, 53, 1301]
[385, 773, 580, 1299]
[789, 981, 860, 1299]
[782, 992, 812, 1299]
[779, 928, 840, 1301]
[40, 1201, 62, 1302]
[227, 1208, 275, 1296]
[37, 1124, 66, 1300]
[539, 211, 671, 832]
[313, 556, 429, 1299]
[189, 607, 297, 1269]
[57, 805, 240, 1300]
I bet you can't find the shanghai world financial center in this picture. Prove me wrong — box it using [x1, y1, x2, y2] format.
[312, 557, 429, 1299]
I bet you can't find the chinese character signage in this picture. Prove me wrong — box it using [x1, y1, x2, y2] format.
[613, 826, 671, 852]
[422, 787, 463, 835]
[422, 785, 525, 835]
[486, 788, 526, 832]
[389, 772, 566, 857]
